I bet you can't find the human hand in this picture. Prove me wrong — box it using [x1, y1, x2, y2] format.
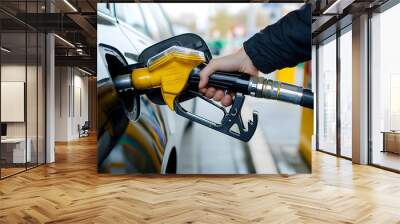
[198, 48, 259, 106]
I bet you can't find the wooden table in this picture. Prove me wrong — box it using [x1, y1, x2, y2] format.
[381, 131, 400, 154]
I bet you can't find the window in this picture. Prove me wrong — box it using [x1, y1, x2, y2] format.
[0, 1, 46, 179]
[339, 28, 352, 158]
[115, 4, 148, 35]
[140, 4, 173, 41]
[140, 4, 161, 41]
[98, 3, 112, 16]
[370, 3, 400, 171]
[149, 5, 173, 38]
[317, 36, 337, 154]
[1, 31, 27, 177]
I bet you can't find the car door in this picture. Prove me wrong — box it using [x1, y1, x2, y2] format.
[114, 3, 154, 61]
[138, 4, 199, 172]
[112, 2, 170, 146]
[139, 4, 174, 43]
[97, 3, 169, 173]
[97, 3, 138, 70]
[114, 2, 186, 167]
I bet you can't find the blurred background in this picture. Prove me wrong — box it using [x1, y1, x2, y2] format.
[163, 3, 302, 56]
[160, 3, 312, 174]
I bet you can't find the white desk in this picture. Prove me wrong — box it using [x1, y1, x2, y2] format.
[1, 138, 31, 163]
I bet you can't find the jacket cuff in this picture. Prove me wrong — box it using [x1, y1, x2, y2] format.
[243, 36, 274, 74]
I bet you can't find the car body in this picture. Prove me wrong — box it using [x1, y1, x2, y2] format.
[97, 3, 191, 174]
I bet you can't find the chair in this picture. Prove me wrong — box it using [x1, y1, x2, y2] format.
[78, 121, 90, 138]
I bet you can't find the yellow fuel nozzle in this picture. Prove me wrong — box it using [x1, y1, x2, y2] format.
[131, 46, 205, 110]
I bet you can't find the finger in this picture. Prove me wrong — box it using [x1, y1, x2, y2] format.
[227, 91, 236, 102]
[205, 87, 216, 99]
[227, 90, 235, 97]
[213, 90, 225, 101]
[221, 94, 233, 107]
[199, 88, 207, 94]
[199, 60, 217, 89]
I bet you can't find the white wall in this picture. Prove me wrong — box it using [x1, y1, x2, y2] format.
[1, 65, 26, 138]
[72, 73, 89, 138]
[54, 66, 89, 141]
[1, 65, 40, 138]
[55, 67, 69, 141]
[1, 63, 46, 164]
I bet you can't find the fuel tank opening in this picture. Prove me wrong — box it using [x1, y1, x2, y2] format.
[100, 44, 141, 121]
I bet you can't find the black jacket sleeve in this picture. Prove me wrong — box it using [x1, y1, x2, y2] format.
[243, 4, 311, 74]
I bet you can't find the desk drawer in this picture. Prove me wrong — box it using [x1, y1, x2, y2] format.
[0, 145, 14, 164]
[1, 140, 32, 164]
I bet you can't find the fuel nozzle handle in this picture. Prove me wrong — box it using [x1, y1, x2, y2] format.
[188, 67, 251, 93]
[189, 66, 314, 109]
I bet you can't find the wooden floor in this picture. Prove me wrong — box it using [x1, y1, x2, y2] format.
[372, 151, 400, 171]
[1, 163, 43, 178]
[1, 167, 26, 178]
[1, 136, 400, 223]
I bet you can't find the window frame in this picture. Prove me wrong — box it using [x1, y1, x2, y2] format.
[0, 0, 47, 180]
[114, 3, 149, 37]
[98, 3, 114, 17]
[315, 20, 353, 160]
[338, 25, 353, 159]
[367, 0, 400, 173]
[316, 33, 338, 156]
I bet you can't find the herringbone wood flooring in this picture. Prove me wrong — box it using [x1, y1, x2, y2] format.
[1, 135, 400, 223]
